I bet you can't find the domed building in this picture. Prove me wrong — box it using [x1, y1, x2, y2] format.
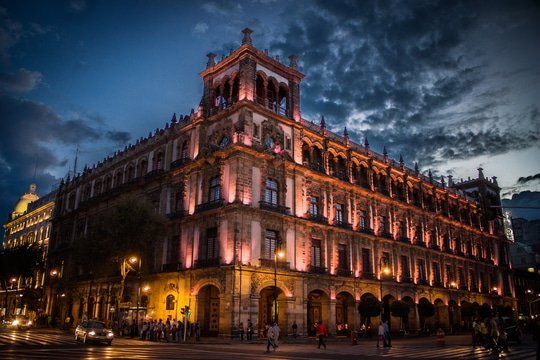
[2, 183, 55, 319]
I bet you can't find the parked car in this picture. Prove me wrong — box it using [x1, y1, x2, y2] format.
[501, 317, 522, 343]
[75, 320, 114, 345]
[2, 315, 32, 330]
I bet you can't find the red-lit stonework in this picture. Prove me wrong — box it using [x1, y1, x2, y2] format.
[47, 29, 514, 337]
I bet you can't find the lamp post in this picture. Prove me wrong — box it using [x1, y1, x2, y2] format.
[273, 238, 284, 324]
[379, 257, 391, 320]
[117, 256, 139, 335]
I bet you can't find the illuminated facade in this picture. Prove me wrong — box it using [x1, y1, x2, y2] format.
[48, 29, 514, 336]
[2, 184, 54, 318]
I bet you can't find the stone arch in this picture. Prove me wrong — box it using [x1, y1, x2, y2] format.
[191, 278, 225, 296]
[196, 284, 220, 336]
[401, 296, 417, 332]
[434, 298, 446, 330]
[335, 291, 355, 335]
[307, 289, 330, 336]
[448, 299, 459, 333]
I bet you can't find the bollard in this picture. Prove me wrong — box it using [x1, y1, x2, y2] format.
[436, 328, 445, 346]
[351, 330, 358, 346]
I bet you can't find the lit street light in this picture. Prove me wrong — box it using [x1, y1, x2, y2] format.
[379, 257, 391, 320]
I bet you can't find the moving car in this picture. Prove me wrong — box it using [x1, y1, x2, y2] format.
[75, 320, 114, 345]
[3, 315, 32, 330]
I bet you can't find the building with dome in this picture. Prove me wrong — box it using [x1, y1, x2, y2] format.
[1, 184, 55, 318]
[47, 29, 514, 337]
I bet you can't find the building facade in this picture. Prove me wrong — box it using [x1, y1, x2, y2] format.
[2, 184, 55, 319]
[47, 29, 515, 336]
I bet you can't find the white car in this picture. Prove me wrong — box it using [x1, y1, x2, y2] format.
[3, 315, 32, 330]
[75, 320, 114, 345]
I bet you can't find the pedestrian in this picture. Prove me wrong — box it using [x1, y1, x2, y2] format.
[266, 322, 280, 352]
[292, 321, 298, 338]
[315, 320, 327, 349]
[195, 320, 201, 341]
[239, 322, 245, 341]
[383, 320, 391, 347]
[377, 321, 385, 348]
[247, 319, 253, 340]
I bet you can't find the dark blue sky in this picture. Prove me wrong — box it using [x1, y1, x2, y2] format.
[0, 0, 539, 221]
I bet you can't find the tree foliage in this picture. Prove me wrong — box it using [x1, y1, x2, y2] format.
[417, 301, 435, 318]
[358, 295, 382, 318]
[0, 244, 43, 284]
[73, 195, 168, 276]
[390, 300, 410, 319]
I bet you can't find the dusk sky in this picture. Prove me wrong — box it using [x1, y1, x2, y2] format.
[1, 0, 539, 222]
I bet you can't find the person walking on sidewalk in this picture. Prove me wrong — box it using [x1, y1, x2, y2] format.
[266, 322, 280, 352]
[377, 321, 385, 348]
[316, 321, 327, 349]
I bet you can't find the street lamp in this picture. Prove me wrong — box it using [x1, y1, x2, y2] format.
[117, 256, 140, 335]
[379, 257, 391, 320]
[273, 238, 284, 324]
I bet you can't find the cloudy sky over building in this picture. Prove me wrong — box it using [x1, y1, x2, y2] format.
[0, 0, 539, 221]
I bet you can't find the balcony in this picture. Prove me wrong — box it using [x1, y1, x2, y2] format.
[400, 277, 413, 284]
[417, 279, 429, 286]
[194, 257, 221, 269]
[357, 226, 374, 235]
[333, 221, 352, 230]
[398, 236, 410, 244]
[433, 281, 444, 288]
[332, 171, 349, 182]
[429, 243, 440, 250]
[443, 247, 454, 254]
[414, 239, 426, 247]
[485, 258, 494, 265]
[357, 180, 371, 190]
[308, 213, 328, 225]
[308, 266, 328, 275]
[168, 210, 187, 219]
[260, 258, 290, 270]
[309, 162, 326, 174]
[145, 169, 164, 178]
[360, 272, 375, 280]
[379, 231, 393, 240]
[336, 268, 353, 277]
[460, 285, 469, 291]
[170, 157, 192, 169]
[259, 201, 290, 215]
[195, 199, 224, 213]
[161, 262, 183, 272]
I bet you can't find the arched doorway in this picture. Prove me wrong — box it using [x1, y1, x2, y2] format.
[335, 292, 355, 335]
[259, 285, 284, 332]
[307, 290, 329, 336]
[418, 297, 433, 332]
[401, 296, 416, 333]
[383, 294, 397, 331]
[448, 300, 459, 333]
[434, 298, 446, 330]
[358, 292, 379, 332]
[197, 285, 220, 336]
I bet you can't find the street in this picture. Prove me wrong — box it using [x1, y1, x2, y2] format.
[0, 329, 537, 360]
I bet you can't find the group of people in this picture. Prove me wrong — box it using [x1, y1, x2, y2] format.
[138, 318, 201, 342]
[377, 320, 391, 348]
[264, 320, 328, 352]
[238, 319, 254, 341]
[472, 317, 511, 353]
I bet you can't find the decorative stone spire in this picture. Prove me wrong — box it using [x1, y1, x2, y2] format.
[399, 154, 404, 170]
[288, 54, 298, 69]
[241, 28, 253, 45]
[171, 113, 177, 123]
[447, 174, 454, 187]
[383, 146, 388, 163]
[477, 167, 485, 180]
[441, 175, 446, 188]
[491, 176, 498, 186]
[414, 162, 419, 176]
[428, 169, 433, 183]
[320, 115, 326, 129]
[206, 53, 216, 68]
[343, 127, 349, 146]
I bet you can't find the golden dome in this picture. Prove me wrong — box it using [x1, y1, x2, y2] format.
[12, 183, 39, 218]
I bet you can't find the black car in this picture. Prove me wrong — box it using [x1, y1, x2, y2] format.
[501, 317, 521, 343]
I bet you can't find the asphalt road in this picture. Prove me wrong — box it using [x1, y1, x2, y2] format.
[0, 328, 537, 360]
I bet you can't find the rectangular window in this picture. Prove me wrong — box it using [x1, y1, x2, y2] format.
[264, 178, 279, 206]
[309, 196, 319, 216]
[253, 123, 260, 139]
[338, 244, 348, 270]
[361, 248, 372, 274]
[335, 203, 344, 224]
[399, 221, 407, 238]
[417, 259, 426, 282]
[432, 262, 441, 284]
[201, 227, 218, 260]
[311, 239, 322, 268]
[458, 267, 465, 288]
[400, 255, 410, 280]
[379, 215, 388, 234]
[445, 264, 453, 285]
[209, 176, 221, 202]
[264, 229, 278, 260]
[359, 210, 368, 229]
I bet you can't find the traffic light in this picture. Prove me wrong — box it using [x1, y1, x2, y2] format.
[185, 306, 191, 316]
[180, 307, 185, 315]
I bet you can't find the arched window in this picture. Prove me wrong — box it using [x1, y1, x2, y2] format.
[209, 176, 221, 202]
[166, 295, 175, 310]
[219, 136, 230, 149]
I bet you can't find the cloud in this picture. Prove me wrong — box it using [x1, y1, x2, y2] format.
[193, 22, 209, 34]
[201, 1, 242, 16]
[0, 68, 43, 92]
[69, 0, 88, 14]
[517, 174, 540, 184]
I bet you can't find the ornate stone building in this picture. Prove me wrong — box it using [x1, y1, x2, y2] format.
[2, 184, 55, 318]
[47, 29, 514, 336]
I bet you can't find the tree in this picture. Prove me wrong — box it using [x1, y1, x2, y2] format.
[478, 303, 492, 319]
[358, 295, 381, 328]
[73, 195, 168, 277]
[417, 301, 435, 332]
[390, 300, 410, 332]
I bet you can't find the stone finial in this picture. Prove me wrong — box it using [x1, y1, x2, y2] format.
[414, 162, 419, 176]
[364, 137, 369, 148]
[441, 175, 446, 188]
[206, 53, 216, 68]
[171, 113, 177, 123]
[428, 169, 433, 183]
[241, 28, 253, 45]
[478, 167, 485, 180]
[343, 127, 349, 138]
[447, 174, 454, 187]
[320, 115, 326, 129]
[383, 146, 388, 163]
[288, 54, 298, 69]
[491, 176, 498, 186]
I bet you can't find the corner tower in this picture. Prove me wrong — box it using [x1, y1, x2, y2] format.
[199, 28, 304, 122]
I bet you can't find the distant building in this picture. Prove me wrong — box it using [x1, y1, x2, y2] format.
[1, 184, 55, 318]
[47, 29, 514, 336]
